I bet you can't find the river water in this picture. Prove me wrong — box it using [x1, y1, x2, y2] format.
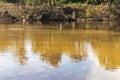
[0, 21, 120, 80]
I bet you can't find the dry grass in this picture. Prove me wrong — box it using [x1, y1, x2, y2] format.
[0, 2, 24, 17]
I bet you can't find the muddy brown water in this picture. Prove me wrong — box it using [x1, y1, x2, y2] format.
[0, 21, 120, 80]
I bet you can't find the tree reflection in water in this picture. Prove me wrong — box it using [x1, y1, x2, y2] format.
[0, 21, 120, 70]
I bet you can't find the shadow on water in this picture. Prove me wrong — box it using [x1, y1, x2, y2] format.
[33, 21, 120, 32]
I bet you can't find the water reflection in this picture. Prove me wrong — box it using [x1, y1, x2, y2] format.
[0, 30, 88, 67]
[92, 39, 120, 70]
[0, 22, 120, 80]
[32, 31, 89, 66]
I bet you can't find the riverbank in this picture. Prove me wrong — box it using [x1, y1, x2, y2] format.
[0, 3, 120, 23]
